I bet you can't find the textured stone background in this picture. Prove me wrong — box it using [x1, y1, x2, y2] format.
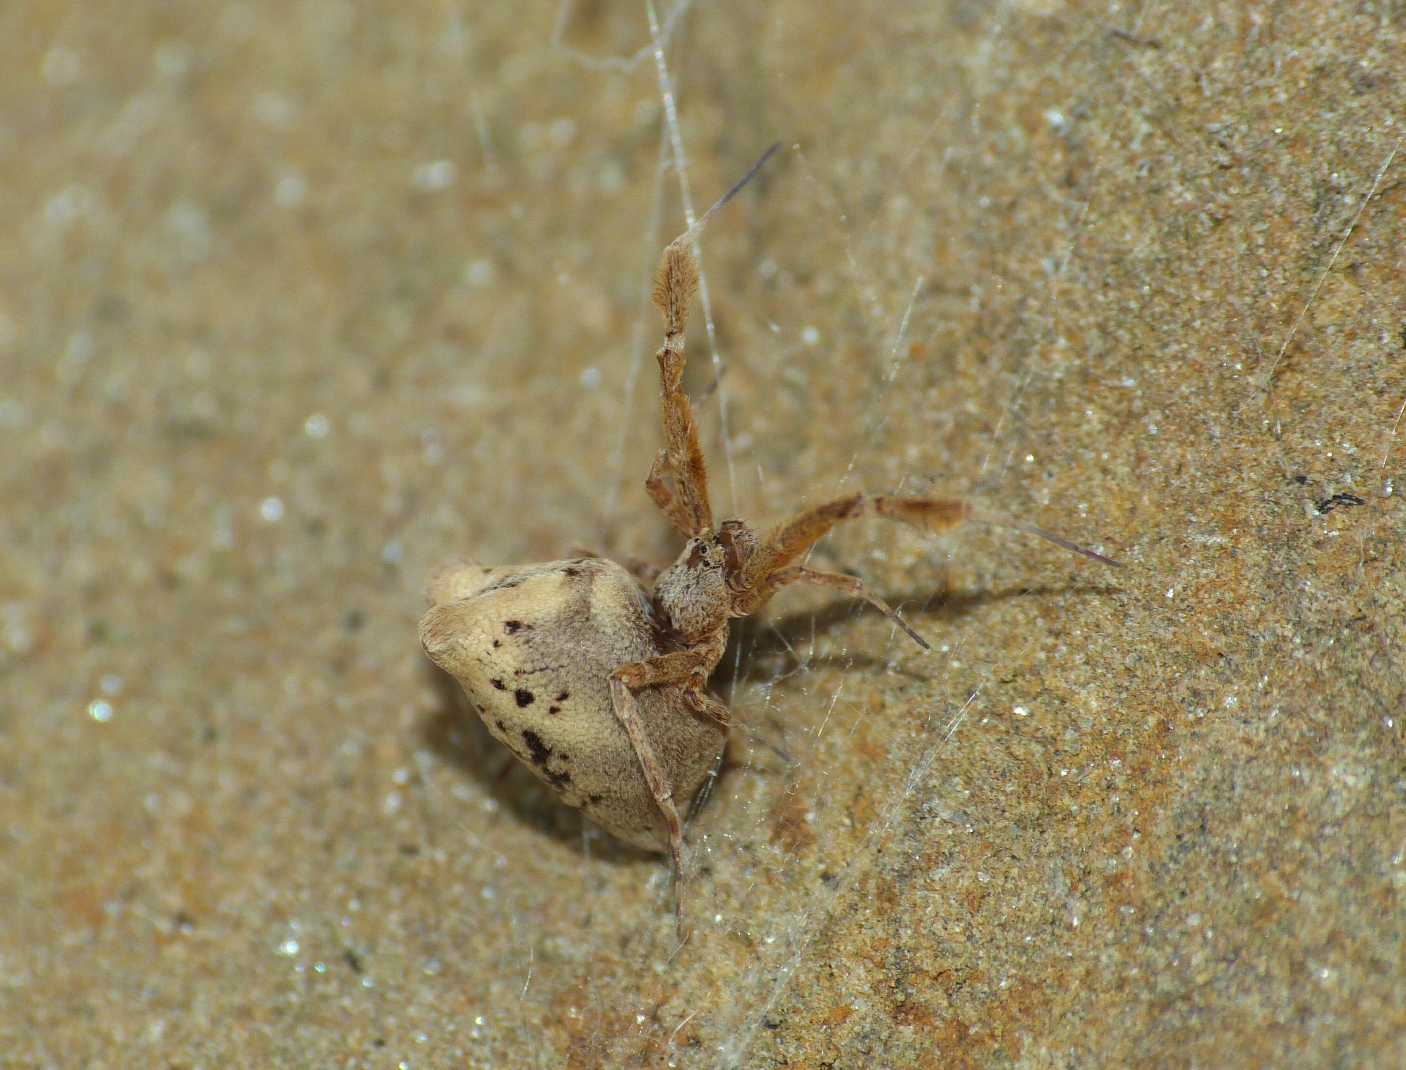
[3, 2, 1403, 1067]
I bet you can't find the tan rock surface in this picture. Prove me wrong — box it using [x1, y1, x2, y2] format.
[3, 2, 1402, 1067]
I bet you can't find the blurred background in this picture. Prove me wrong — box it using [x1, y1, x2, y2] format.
[3, 2, 1403, 1067]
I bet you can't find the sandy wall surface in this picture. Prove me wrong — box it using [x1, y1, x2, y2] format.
[3, 2, 1402, 1067]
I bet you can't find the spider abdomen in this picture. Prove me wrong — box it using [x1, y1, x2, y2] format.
[420, 557, 727, 852]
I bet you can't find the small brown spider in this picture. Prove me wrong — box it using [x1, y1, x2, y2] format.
[420, 147, 1116, 934]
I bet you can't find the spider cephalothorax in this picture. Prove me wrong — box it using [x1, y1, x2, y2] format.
[651, 519, 758, 640]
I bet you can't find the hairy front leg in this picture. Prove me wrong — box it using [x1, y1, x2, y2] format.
[644, 448, 696, 537]
[736, 491, 1117, 602]
[737, 494, 971, 592]
[644, 145, 781, 539]
[651, 240, 713, 535]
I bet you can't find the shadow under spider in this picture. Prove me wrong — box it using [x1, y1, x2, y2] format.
[729, 579, 1122, 685]
[419, 579, 1118, 864]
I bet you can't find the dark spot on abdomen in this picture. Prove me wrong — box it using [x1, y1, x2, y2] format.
[522, 729, 551, 766]
[515, 689, 534, 708]
[504, 620, 527, 634]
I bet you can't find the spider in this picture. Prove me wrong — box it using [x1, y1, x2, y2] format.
[419, 146, 1117, 933]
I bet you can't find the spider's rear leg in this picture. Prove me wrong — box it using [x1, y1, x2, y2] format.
[608, 674, 690, 938]
[684, 687, 732, 730]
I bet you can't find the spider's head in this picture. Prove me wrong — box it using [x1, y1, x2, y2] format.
[654, 520, 757, 640]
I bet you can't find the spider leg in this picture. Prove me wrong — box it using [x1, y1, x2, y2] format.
[748, 565, 930, 650]
[684, 688, 732, 730]
[735, 491, 1116, 606]
[738, 492, 865, 592]
[606, 638, 728, 934]
[613, 648, 715, 690]
[650, 238, 713, 535]
[608, 674, 690, 938]
[645, 448, 696, 538]
[644, 146, 781, 537]
[736, 493, 961, 595]
[878, 496, 1120, 567]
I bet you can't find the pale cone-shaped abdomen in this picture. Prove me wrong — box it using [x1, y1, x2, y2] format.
[419, 557, 726, 852]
